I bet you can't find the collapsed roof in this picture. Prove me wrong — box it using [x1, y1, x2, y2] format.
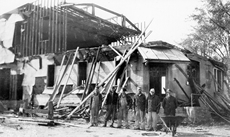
[0, 0, 141, 58]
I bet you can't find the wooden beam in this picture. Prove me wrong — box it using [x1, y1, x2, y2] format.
[48, 53, 72, 103]
[108, 45, 124, 59]
[85, 47, 101, 95]
[174, 78, 190, 100]
[57, 47, 79, 108]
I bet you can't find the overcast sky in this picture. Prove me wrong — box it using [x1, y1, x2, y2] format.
[0, 0, 203, 46]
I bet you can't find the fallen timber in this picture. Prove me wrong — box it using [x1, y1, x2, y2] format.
[174, 63, 230, 123]
[56, 47, 80, 108]
[81, 47, 101, 102]
[188, 72, 230, 123]
[18, 118, 84, 127]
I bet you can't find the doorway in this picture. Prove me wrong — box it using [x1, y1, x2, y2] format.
[0, 68, 10, 100]
[149, 63, 167, 101]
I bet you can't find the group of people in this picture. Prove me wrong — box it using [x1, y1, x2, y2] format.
[89, 85, 178, 132]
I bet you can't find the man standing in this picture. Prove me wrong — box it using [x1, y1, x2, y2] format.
[103, 86, 118, 127]
[162, 89, 178, 136]
[146, 88, 161, 131]
[162, 89, 178, 116]
[90, 86, 102, 126]
[117, 88, 129, 129]
[134, 87, 146, 130]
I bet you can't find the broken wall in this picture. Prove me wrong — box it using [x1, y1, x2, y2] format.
[0, 14, 23, 64]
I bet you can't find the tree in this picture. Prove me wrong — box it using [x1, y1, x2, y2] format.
[181, 0, 230, 81]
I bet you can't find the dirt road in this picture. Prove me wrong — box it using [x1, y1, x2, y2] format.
[0, 116, 230, 137]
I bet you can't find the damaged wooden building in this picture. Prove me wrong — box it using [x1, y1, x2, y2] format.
[0, 0, 229, 121]
[0, 0, 141, 108]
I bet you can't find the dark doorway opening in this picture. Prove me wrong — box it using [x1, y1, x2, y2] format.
[77, 62, 87, 86]
[47, 65, 55, 87]
[0, 69, 10, 100]
[10, 74, 23, 100]
[189, 60, 200, 84]
[149, 63, 167, 101]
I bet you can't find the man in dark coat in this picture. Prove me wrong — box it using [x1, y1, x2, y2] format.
[90, 87, 102, 126]
[146, 88, 161, 131]
[134, 87, 146, 130]
[103, 86, 118, 127]
[162, 89, 178, 136]
[162, 89, 178, 116]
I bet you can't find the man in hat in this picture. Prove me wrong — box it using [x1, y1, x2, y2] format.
[134, 87, 146, 130]
[103, 85, 118, 127]
[90, 86, 102, 126]
[162, 89, 178, 116]
[146, 88, 161, 131]
[162, 89, 178, 136]
[117, 87, 129, 128]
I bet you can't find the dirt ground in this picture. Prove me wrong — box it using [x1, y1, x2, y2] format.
[0, 115, 230, 137]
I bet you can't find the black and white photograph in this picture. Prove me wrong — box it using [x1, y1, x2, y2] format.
[0, 0, 230, 136]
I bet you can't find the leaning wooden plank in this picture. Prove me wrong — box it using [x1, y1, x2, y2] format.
[85, 47, 101, 96]
[82, 47, 101, 101]
[95, 61, 101, 84]
[216, 92, 230, 106]
[54, 54, 66, 88]
[116, 50, 131, 93]
[108, 45, 123, 59]
[193, 78, 230, 113]
[174, 78, 190, 100]
[49, 53, 73, 103]
[81, 57, 95, 101]
[204, 93, 229, 112]
[194, 79, 230, 111]
[115, 64, 129, 95]
[57, 47, 79, 108]
[44, 54, 73, 110]
[220, 97, 230, 111]
[119, 77, 129, 94]
[201, 95, 230, 123]
[174, 64, 188, 79]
